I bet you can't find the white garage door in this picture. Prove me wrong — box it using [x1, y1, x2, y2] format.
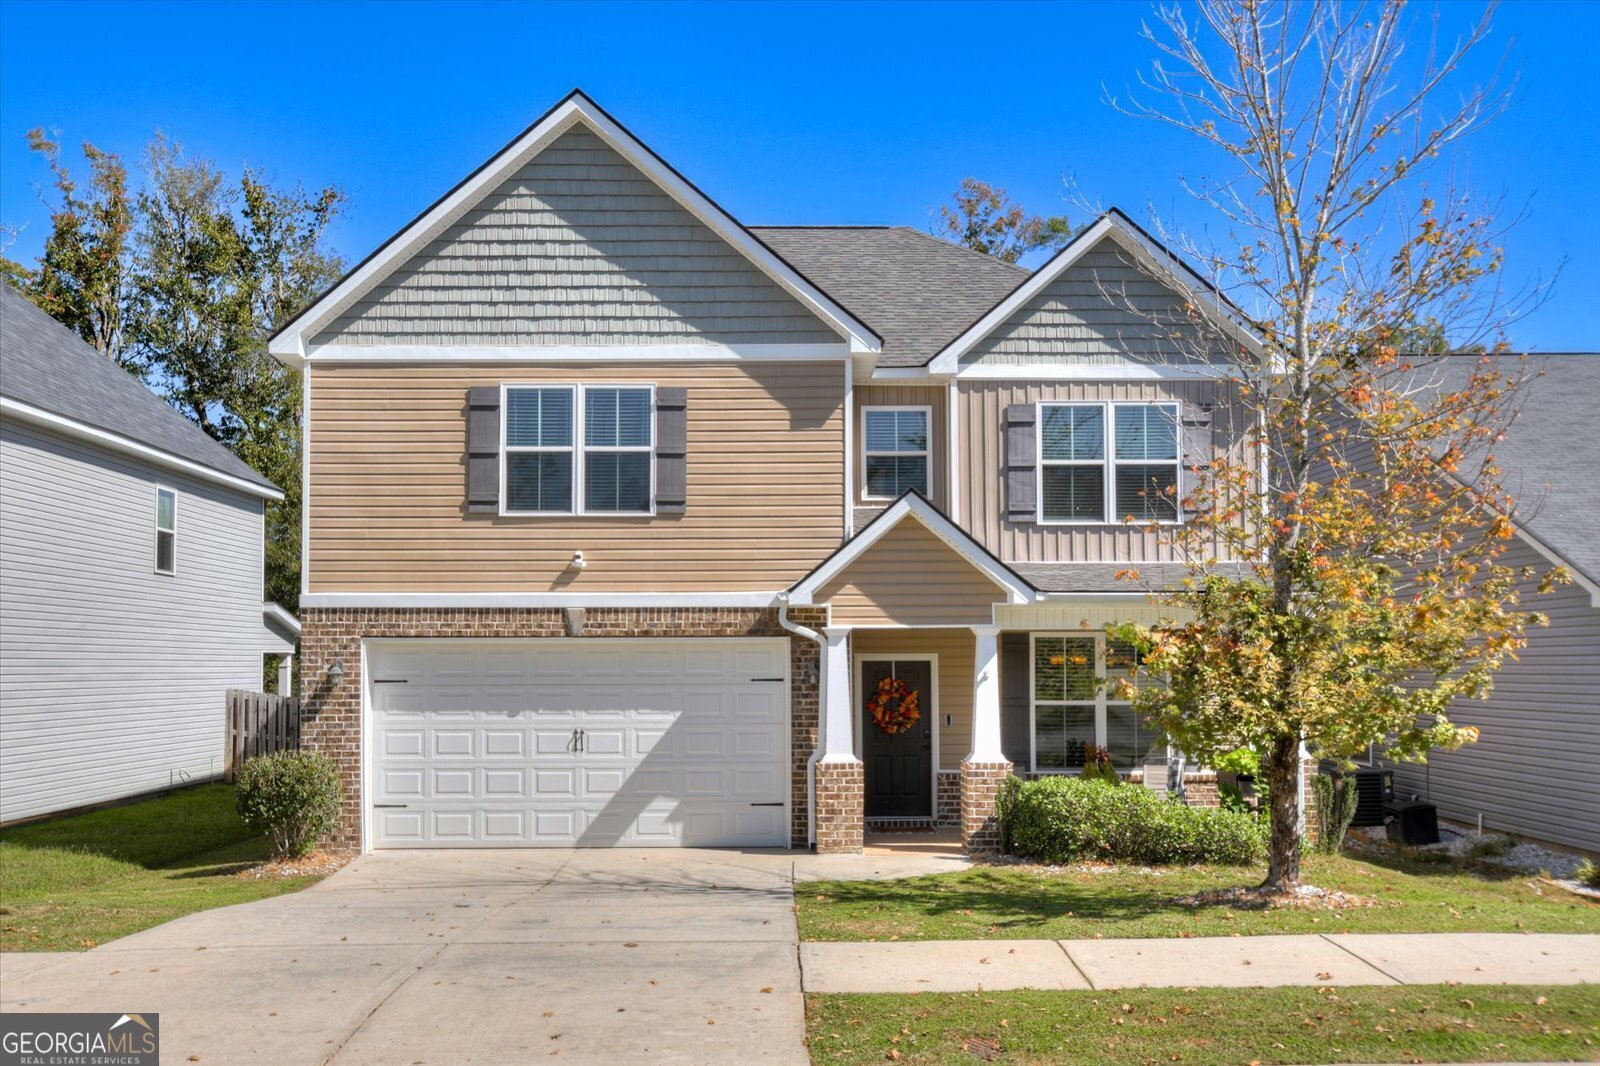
[368, 639, 789, 848]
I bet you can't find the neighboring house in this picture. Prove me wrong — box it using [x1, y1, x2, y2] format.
[268, 90, 1275, 855]
[0, 285, 297, 824]
[1383, 354, 1600, 854]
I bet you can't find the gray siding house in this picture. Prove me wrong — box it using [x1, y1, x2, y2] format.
[1388, 355, 1600, 854]
[0, 285, 296, 823]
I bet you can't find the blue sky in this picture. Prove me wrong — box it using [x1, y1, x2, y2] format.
[2, 0, 1595, 349]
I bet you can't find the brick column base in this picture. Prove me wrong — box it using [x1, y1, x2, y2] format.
[960, 760, 1012, 854]
[814, 759, 864, 854]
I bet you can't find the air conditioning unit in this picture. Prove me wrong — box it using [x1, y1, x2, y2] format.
[1320, 761, 1393, 827]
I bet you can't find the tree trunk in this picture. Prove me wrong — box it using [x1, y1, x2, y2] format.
[1262, 734, 1302, 890]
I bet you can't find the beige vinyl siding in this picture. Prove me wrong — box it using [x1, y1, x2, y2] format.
[957, 378, 1247, 563]
[307, 362, 843, 592]
[312, 125, 840, 347]
[854, 628, 975, 770]
[961, 238, 1224, 366]
[815, 519, 1007, 626]
[853, 383, 947, 514]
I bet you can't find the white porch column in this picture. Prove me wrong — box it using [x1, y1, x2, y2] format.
[966, 625, 1004, 762]
[278, 654, 294, 697]
[820, 627, 856, 761]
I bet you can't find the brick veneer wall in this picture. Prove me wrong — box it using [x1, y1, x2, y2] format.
[959, 760, 1011, 853]
[814, 759, 864, 854]
[298, 605, 826, 853]
[936, 770, 961, 827]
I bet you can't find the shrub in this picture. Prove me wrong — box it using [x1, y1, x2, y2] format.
[1575, 860, 1600, 889]
[997, 775, 1267, 866]
[1311, 772, 1358, 855]
[1079, 745, 1120, 785]
[234, 750, 341, 858]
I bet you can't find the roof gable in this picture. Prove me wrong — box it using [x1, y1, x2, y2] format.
[928, 210, 1261, 375]
[0, 286, 280, 498]
[271, 91, 880, 362]
[788, 492, 1034, 613]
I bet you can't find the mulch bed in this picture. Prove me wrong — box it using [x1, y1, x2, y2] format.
[235, 850, 349, 881]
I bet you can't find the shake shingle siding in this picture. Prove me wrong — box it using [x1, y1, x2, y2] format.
[312, 127, 841, 347]
[962, 241, 1223, 366]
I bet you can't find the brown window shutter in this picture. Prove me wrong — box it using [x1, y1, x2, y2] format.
[1179, 400, 1214, 516]
[1005, 403, 1037, 523]
[655, 387, 687, 514]
[466, 386, 500, 513]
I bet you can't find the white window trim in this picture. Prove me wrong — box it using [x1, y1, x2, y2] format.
[1035, 400, 1183, 526]
[1027, 632, 1145, 775]
[154, 485, 177, 576]
[859, 404, 933, 502]
[498, 382, 657, 517]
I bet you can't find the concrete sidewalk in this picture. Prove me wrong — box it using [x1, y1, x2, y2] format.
[800, 932, 1600, 993]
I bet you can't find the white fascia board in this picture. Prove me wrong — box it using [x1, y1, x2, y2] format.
[263, 602, 303, 636]
[955, 362, 1237, 381]
[300, 591, 783, 609]
[0, 396, 284, 501]
[303, 342, 849, 364]
[787, 494, 1033, 606]
[271, 94, 880, 364]
[927, 214, 1261, 376]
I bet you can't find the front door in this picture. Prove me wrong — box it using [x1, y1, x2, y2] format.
[860, 659, 934, 818]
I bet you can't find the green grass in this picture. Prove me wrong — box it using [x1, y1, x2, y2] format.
[807, 984, 1600, 1065]
[798, 853, 1600, 942]
[0, 784, 326, 952]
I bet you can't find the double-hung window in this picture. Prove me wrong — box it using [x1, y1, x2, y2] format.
[1031, 633, 1165, 772]
[502, 384, 654, 515]
[861, 406, 930, 499]
[154, 487, 176, 575]
[1037, 401, 1181, 523]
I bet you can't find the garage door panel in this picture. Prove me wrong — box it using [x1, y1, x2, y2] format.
[370, 638, 788, 849]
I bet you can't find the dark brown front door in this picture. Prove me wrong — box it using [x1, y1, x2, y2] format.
[860, 659, 934, 818]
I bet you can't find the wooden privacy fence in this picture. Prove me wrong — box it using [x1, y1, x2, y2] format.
[226, 689, 301, 779]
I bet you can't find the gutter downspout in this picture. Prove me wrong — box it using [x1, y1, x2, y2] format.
[778, 596, 826, 848]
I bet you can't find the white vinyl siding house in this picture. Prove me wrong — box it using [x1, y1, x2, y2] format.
[0, 285, 291, 824]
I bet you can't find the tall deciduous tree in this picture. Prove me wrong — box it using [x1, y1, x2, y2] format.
[1101, 1, 1560, 889]
[5, 130, 343, 613]
[935, 178, 1074, 263]
[12, 130, 134, 363]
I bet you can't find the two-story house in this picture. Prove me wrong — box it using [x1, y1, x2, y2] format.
[272, 91, 1260, 855]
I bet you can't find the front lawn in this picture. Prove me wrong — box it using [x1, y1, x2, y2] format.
[0, 783, 328, 951]
[798, 853, 1600, 942]
[806, 984, 1600, 1065]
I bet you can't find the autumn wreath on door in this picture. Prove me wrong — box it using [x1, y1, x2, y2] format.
[867, 675, 922, 735]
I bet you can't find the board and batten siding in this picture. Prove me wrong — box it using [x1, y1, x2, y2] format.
[311, 126, 840, 348]
[307, 362, 844, 592]
[956, 378, 1247, 564]
[852, 383, 948, 516]
[852, 627, 975, 770]
[961, 239, 1224, 367]
[814, 519, 1007, 627]
[1388, 537, 1600, 853]
[0, 419, 269, 823]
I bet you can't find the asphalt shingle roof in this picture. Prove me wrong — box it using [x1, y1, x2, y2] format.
[1433, 353, 1600, 586]
[0, 285, 278, 493]
[750, 226, 1027, 367]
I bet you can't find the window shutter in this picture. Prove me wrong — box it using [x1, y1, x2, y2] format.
[1179, 401, 1214, 510]
[655, 387, 688, 514]
[466, 386, 500, 513]
[1005, 403, 1037, 523]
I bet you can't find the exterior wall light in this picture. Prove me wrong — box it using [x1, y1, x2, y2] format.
[327, 659, 345, 687]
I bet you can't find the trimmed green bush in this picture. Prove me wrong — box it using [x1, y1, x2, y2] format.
[1311, 772, 1358, 854]
[1576, 860, 1600, 889]
[997, 775, 1267, 866]
[235, 750, 341, 858]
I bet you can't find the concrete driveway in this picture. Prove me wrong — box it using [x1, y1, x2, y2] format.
[0, 848, 831, 1066]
